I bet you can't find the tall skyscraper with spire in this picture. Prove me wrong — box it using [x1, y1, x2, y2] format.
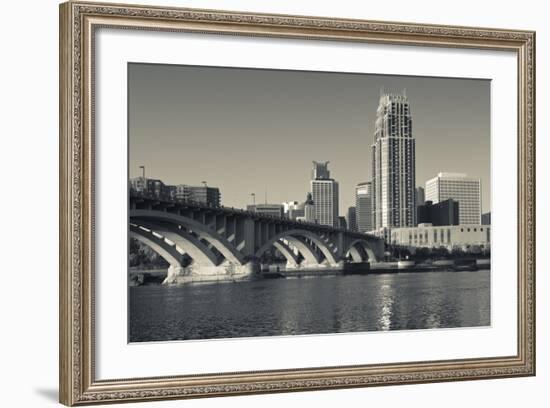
[311, 161, 339, 227]
[371, 89, 416, 229]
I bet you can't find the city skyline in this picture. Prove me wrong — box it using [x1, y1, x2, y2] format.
[129, 63, 491, 215]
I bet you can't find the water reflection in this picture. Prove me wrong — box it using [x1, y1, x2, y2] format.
[377, 281, 395, 331]
[129, 270, 490, 342]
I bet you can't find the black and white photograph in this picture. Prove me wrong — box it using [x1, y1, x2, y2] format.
[128, 63, 491, 342]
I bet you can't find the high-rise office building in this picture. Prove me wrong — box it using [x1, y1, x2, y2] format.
[311, 180, 339, 227]
[310, 161, 339, 227]
[415, 186, 426, 227]
[416, 186, 425, 207]
[346, 206, 357, 232]
[371, 90, 416, 229]
[355, 181, 373, 233]
[425, 172, 481, 225]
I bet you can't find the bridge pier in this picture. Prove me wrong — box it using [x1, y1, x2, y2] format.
[163, 260, 260, 285]
[282, 258, 344, 270]
[163, 265, 186, 285]
[285, 261, 300, 269]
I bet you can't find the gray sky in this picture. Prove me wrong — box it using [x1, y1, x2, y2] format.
[129, 63, 491, 214]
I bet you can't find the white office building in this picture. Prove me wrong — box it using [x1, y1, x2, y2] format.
[425, 172, 481, 225]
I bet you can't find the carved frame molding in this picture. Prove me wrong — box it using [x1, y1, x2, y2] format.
[59, 1, 535, 405]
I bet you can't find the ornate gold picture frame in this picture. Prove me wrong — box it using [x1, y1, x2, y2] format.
[59, 1, 535, 405]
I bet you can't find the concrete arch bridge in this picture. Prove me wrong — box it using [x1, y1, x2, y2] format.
[130, 195, 384, 284]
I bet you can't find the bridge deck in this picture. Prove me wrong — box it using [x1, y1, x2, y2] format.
[130, 192, 376, 239]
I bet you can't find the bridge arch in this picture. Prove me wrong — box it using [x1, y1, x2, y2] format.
[131, 210, 245, 266]
[129, 225, 184, 267]
[256, 236, 312, 267]
[345, 239, 378, 262]
[285, 236, 322, 266]
[255, 229, 339, 266]
[272, 240, 300, 267]
[347, 245, 365, 263]
[131, 221, 220, 267]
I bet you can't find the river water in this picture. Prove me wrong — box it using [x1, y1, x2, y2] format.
[129, 269, 490, 342]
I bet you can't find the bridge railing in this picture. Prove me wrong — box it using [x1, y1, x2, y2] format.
[129, 190, 374, 237]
